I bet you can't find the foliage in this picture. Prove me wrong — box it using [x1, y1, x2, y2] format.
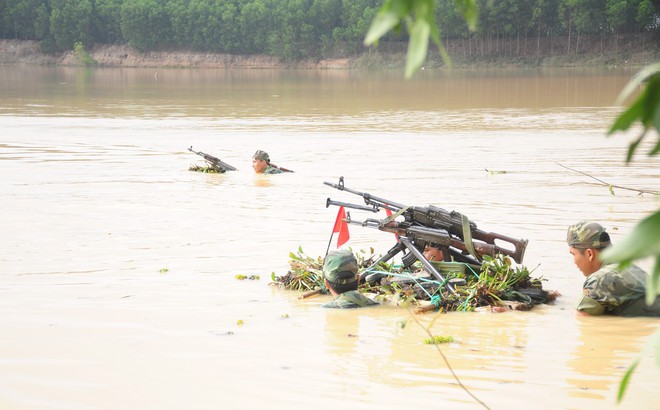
[0, 0, 658, 58]
[617, 330, 660, 402]
[119, 0, 172, 51]
[73, 41, 96, 65]
[189, 164, 223, 174]
[423, 335, 454, 344]
[50, 0, 94, 51]
[364, 0, 478, 78]
[235, 274, 260, 280]
[602, 211, 660, 305]
[272, 248, 549, 312]
[273, 246, 325, 292]
[94, 0, 124, 44]
[599, 63, 660, 403]
[608, 62, 660, 162]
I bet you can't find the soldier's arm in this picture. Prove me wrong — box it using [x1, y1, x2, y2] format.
[576, 295, 605, 315]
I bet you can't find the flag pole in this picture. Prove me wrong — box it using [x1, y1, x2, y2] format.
[326, 206, 348, 258]
[324, 233, 334, 258]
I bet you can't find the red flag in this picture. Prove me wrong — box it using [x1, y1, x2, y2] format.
[332, 206, 350, 248]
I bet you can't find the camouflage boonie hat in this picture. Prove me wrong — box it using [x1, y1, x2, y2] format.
[323, 249, 358, 285]
[566, 221, 611, 249]
[253, 150, 270, 162]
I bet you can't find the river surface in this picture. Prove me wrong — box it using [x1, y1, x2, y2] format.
[0, 65, 658, 410]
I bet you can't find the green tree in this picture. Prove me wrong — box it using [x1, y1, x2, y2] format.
[120, 0, 172, 51]
[309, 0, 343, 56]
[267, 0, 316, 60]
[635, 0, 659, 31]
[5, 0, 48, 39]
[50, 0, 94, 50]
[94, 0, 124, 44]
[217, 0, 241, 53]
[0, 0, 10, 38]
[332, 0, 379, 54]
[238, 0, 269, 53]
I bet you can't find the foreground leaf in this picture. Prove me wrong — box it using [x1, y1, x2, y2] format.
[617, 329, 660, 402]
[601, 211, 660, 263]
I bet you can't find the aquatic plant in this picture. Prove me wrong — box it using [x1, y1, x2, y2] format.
[272, 247, 550, 312]
[189, 164, 222, 173]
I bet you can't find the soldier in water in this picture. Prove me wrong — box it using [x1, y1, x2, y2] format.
[252, 150, 284, 174]
[567, 221, 660, 317]
[322, 249, 378, 309]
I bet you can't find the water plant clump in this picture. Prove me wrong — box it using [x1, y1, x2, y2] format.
[189, 164, 222, 173]
[271, 248, 554, 312]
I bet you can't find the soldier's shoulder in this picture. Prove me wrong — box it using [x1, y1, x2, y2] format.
[263, 166, 283, 174]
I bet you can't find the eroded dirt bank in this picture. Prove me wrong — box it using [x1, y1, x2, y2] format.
[1, 37, 658, 69]
[0, 39, 349, 68]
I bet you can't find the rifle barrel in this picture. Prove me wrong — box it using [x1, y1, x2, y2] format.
[188, 146, 237, 171]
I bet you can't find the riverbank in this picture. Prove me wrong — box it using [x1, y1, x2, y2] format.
[0, 39, 349, 69]
[0, 36, 658, 70]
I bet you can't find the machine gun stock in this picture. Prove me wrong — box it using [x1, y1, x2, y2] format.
[408, 205, 527, 264]
[188, 146, 237, 172]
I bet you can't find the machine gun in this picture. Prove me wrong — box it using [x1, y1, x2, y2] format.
[188, 146, 237, 173]
[324, 177, 529, 289]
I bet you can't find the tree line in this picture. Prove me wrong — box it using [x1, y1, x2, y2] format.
[0, 0, 657, 60]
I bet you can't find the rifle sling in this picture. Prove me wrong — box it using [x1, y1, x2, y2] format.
[381, 206, 409, 225]
[460, 213, 480, 261]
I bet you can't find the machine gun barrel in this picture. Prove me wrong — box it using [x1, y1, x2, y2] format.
[323, 176, 405, 212]
[326, 198, 379, 213]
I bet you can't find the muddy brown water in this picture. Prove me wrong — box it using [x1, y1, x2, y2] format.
[0, 65, 658, 410]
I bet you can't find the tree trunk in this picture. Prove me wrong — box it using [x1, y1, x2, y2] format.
[615, 28, 619, 53]
[566, 19, 572, 54]
[537, 21, 541, 58]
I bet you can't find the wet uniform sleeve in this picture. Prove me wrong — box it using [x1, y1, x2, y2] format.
[575, 275, 609, 315]
[576, 295, 606, 315]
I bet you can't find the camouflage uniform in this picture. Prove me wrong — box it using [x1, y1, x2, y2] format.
[576, 263, 660, 316]
[567, 221, 660, 317]
[321, 249, 378, 309]
[322, 290, 378, 309]
[262, 164, 283, 175]
[253, 150, 283, 174]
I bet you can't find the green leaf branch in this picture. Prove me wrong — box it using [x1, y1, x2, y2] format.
[364, 0, 478, 78]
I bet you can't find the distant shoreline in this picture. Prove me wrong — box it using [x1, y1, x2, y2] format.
[1, 37, 658, 70]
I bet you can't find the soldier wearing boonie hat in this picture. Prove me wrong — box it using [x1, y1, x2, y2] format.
[567, 221, 660, 317]
[252, 150, 283, 174]
[566, 221, 611, 249]
[321, 249, 378, 309]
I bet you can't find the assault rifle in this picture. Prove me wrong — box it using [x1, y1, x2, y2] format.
[324, 177, 529, 288]
[188, 146, 237, 173]
[269, 163, 295, 173]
